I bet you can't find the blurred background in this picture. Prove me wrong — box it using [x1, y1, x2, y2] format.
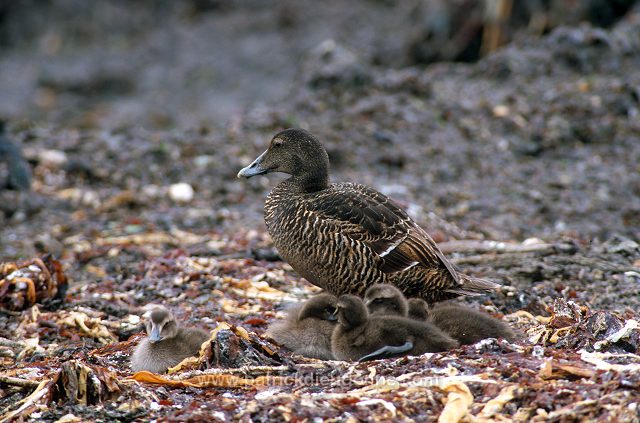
[1, 0, 638, 127]
[0, 0, 639, 265]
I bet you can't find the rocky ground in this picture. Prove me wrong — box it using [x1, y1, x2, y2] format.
[1, 1, 639, 422]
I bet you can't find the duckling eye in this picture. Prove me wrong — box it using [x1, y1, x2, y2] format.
[372, 298, 384, 304]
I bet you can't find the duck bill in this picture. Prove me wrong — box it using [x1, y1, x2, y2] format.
[237, 150, 269, 178]
[331, 307, 340, 321]
[149, 326, 162, 343]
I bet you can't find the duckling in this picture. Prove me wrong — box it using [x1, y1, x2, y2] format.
[265, 293, 338, 360]
[331, 295, 458, 362]
[238, 128, 499, 302]
[364, 284, 408, 316]
[366, 288, 517, 344]
[424, 304, 518, 344]
[407, 298, 430, 321]
[130, 306, 209, 373]
[409, 297, 518, 344]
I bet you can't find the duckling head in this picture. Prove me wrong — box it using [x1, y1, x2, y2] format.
[298, 293, 338, 322]
[237, 128, 329, 191]
[145, 306, 178, 343]
[335, 295, 369, 329]
[407, 298, 430, 321]
[364, 284, 408, 316]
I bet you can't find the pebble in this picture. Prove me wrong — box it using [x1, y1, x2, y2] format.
[39, 149, 68, 167]
[169, 183, 194, 203]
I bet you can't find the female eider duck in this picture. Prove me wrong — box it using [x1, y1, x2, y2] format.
[265, 293, 338, 360]
[238, 128, 500, 302]
[131, 306, 209, 374]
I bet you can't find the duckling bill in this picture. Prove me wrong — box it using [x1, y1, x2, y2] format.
[238, 128, 500, 302]
[130, 306, 209, 374]
[331, 294, 458, 361]
[265, 293, 338, 360]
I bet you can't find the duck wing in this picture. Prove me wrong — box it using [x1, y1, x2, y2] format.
[308, 183, 460, 283]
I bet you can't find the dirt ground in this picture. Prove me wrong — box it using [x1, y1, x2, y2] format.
[1, 1, 639, 422]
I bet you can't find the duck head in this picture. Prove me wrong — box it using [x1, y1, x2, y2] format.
[145, 306, 178, 343]
[335, 295, 369, 329]
[364, 284, 408, 316]
[237, 128, 330, 191]
[407, 298, 430, 321]
[298, 293, 338, 322]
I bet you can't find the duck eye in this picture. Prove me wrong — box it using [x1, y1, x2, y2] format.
[272, 139, 283, 148]
[372, 298, 384, 304]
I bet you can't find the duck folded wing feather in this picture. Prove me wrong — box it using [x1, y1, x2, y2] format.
[307, 183, 460, 282]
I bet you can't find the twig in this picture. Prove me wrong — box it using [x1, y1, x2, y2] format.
[451, 253, 639, 273]
[178, 365, 292, 380]
[451, 252, 553, 267]
[0, 379, 51, 423]
[0, 337, 25, 351]
[547, 256, 640, 273]
[0, 375, 41, 388]
[439, 240, 555, 255]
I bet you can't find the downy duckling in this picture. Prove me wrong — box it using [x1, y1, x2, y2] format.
[331, 295, 458, 362]
[364, 284, 408, 316]
[265, 293, 338, 360]
[408, 298, 430, 321]
[424, 304, 518, 344]
[131, 306, 209, 373]
[408, 299, 518, 344]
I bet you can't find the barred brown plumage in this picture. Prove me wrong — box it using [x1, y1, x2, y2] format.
[238, 128, 501, 303]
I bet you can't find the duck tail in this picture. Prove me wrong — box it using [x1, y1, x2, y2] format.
[448, 273, 501, 296]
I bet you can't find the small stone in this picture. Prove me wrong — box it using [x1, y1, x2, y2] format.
[142, 184, 161, 198]
[39, 149, 68, 167]
[169, 183, 194, 203]
[194, 155, 214, 168]
[523, 238, 545, 246]
[492, 105, 510, 117]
